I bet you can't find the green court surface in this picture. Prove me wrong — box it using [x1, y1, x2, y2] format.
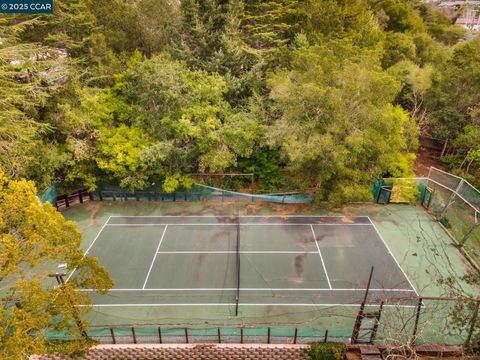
[62, 201, 479, 344]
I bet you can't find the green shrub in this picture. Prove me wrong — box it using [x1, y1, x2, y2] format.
[306, 342, 346, 360]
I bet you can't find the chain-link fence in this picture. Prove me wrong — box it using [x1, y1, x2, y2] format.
[44, 296, 479, 347]
[425, 167, 480, 267]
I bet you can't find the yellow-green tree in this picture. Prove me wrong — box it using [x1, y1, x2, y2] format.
[0, 171, 113, 359]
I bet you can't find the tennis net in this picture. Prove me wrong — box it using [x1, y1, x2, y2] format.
[235, 217, 240, 316]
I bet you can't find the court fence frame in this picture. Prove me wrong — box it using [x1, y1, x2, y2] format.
[45, 296, 480, 348]
[423, 167, 480, 268]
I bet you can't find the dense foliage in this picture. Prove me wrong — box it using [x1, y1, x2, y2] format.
[0, 0, 478, 201]
[0, 171, 113, 358]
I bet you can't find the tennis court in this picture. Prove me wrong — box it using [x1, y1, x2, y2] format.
[70, 215, 417, 314]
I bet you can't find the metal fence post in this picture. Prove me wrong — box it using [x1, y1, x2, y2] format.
[411, 297, 423, 345]
[267, 327, 271, 344]
[460, 222, 480, 246]
[217, 328, 221, 343]
[439, 179, 464, 220]
[185, 328, 189, 343]
[158, 327, 162, 344]
[324, 329, 328, 343]
[465, 300, 480, 349]
[110, 328, 116, 344]
[293, 328, 298, 344]
[132, 327, 137, 344]
[240, 327, 243, 344]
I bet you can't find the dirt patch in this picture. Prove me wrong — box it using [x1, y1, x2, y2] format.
[293, 253, 307, 279]
[83, 201, 104, 229]
[415, 148, 447, 177]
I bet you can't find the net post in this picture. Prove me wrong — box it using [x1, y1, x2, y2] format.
[110, 328, 116, 344]
[131, 327, 137, 344]
[158, 327, 162, 344]
[217, 328, 221, 343]
[235, 215, 241, 316]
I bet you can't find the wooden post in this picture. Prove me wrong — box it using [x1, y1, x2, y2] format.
[465, 300, 480, 349]
[217, 328, 221, 343]
[110, 328, 116, 344]
[411, 297, 423, 345]
[293, 328, 298, 344]
[185, 328, 189, 343]
[351, 267, 374, 344]
[132, 327, 137, 344]
[267, 327, 271, 344]
[324, 329, 328, 343]
[363, 266, 374, 304]
[158, 327, 162, 344]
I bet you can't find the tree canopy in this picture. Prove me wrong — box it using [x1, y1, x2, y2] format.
[0, 171, 113, 358]
[0, 0, 478, 196]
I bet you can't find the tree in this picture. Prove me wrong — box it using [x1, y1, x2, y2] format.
[0, 171, 113, 358]
[300, 0, 383, 49]
[371, 0, 426, 33]
[382, 32, 417, 68]
[174, 0, 261, 104]
[266, 41, 417, 205]
[388, 60, 434, 130]
[243, 0, 302, 53]
[426, 38, 480, 140]
[96, 53, 261, 191]
[135, 0, 180, 55]
[0, 18, 71, 189]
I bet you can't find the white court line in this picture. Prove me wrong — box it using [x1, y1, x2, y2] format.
[79, 288, 415, 292]
[66, 216, 112, 282]
[105, 223, 372, 227]
[109, 215, 371, 218]
[80, 303, 417, 308]
[142, 225, 169, 289]
[367, 217, 419, 296]
[156, 251, 318, 254]
[310, 225, 332, 289]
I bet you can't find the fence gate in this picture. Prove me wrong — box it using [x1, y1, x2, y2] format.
[421, 186, 433, 209]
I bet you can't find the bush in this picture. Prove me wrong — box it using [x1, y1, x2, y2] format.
[306, 342, 346, 360]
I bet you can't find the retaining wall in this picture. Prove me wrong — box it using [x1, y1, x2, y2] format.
[31, 343, 310, 360]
